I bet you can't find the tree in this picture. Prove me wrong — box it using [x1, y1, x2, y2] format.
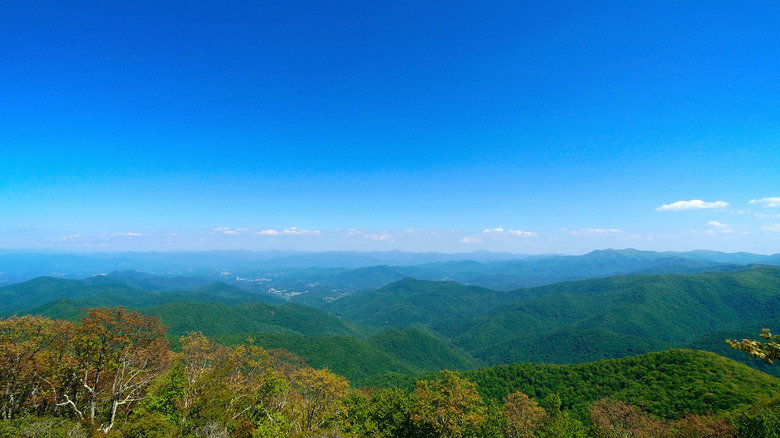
[410, 370, 486, 438]
[536, 394, 588, 438]
[732, 401, 780, 438]
[501, 391, 547, 438]
[589, 398, 667, 438]
[58, 307, 172, 433]
[178, 333, 293, 437]
[727, 329, 780, 364]
[338, 387, 413, 438]
[0, 315, 72, 420]
[670, 413, 734, 438]
[290, 367, 349, 434]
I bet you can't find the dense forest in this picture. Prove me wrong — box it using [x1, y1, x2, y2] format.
[2, 254, 780, 437]
[2, 308, 780, 437]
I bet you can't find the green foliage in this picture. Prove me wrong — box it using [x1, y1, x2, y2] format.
[0, 276, 141, 315]
[368, 327, 480, 371]
[321, 266, 780, 374]
[215, 332, 419, 385]
[731, 401, 780, 438]
[728, 328, 780, 365]
[410, 371, 488, 438]
[144, 363, 186, 423]
[466, 349, 780, 420]
[338, 387, 414, 438]
[455, 267, 780, 360]
[108, 409, 178, 438]
[471, 328, 673, 365]
[0, 415, 89, 438]
[325, 278, 517, 330]
[686, 330, 780, 378]
[141, 301, 365, 338]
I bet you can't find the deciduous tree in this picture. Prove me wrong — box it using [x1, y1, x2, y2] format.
[589, 398, 668, 438]
[410, 370, 486, 438]
[58, 307, 171, 433]
[727, 328, 780, 365]
[501, 391, 547, 438]
[0, 315, 71, 420]
[290, 367, 349, 434]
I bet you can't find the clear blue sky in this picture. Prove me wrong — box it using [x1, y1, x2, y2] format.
[2, 1, 779, 254]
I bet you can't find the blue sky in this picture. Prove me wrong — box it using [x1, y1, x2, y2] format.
[2, 1, 779, 254]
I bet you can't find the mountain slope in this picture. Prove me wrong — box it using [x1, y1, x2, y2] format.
[325, 277, 518, 330]
[0, 277, 142, 314]
[454, 266, 780, 358]
[466, 349, 780, 420]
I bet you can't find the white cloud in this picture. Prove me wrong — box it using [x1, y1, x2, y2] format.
[750, 197, 780, 208]
[704, 221, 735, 234]
[507, 230, 538, 237]
[255, 229, 280, 236]
[222, 230, 238, 235]
[568, 228, 623, 236]
[117, 232, 143, 237]
[656, 200, 729, 211]
[282, 227, 320, 236]
[344, 229, 393, 240]
[459, 236, 482, 243]
[482, 227, 537, 237]
[761, 224, 780, 233]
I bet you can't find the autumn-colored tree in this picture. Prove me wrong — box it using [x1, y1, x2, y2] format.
[57, 307, 171, 433]
[727, 328, 780, 365]
[502, 391, 547, 438]
[670, 413, 734, 438]
[0, 315, 72, 420]
[177, 333, 293, 437]
[290, 366, 349, 434]
[410, 370, 486, 438]
[589, 398, 668, 438]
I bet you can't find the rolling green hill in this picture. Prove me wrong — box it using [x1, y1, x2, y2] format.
[328, 266, 780, 370]
[368, 327, 481, 371]
[0, 277, 142, 315]
[468, 349, 780, 420]
[368, 349, 780, 421]
[454, 266, 780, 359]
[325, 277, 518, 329]
[470, 327, 674, 365]
[8, 265, 780, 388]
[140, 301, 366, 338]
[213, 328, 479, 385]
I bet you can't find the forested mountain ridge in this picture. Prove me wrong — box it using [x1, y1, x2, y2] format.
[0, 275, 280, 317]
[328, 265, 780, 374]
[5, 264, 780, 384]
[3, 249, 778, 301]
[3, 308, 780, 438]
[368, 349, 780, 420]
[323, 278, 518, 328]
